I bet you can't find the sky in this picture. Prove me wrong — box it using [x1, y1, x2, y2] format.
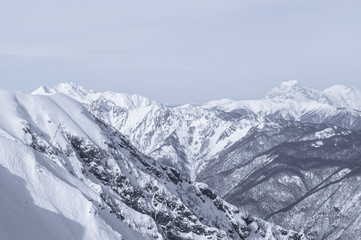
[0, 0, 360, 105]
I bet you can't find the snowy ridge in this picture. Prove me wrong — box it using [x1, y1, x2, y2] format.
[33, 81, 361, 181]
[33, 82, 161, 109]
[34, 82, 262, 180]
[0, 88, 303, 240]
[205, 80, 361, 115]
[266, 80, 324, 102]
[323, 85, 361, 110]
[191, 118, 361, 240]
[30, 81, 361, 240]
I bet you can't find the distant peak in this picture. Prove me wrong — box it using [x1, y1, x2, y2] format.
[322, 84, 361, 110]
[323, 85, 353, 95]
[273, 80, 301, 93]
[32, 85, 52, 95]
[57, 82, 83, 89]
[202, 98, 235, 109]
[54, 82, 93, 94]
[33, 82, 162, 109]
[33, 82, 90, 95]
[266, 80, 306, 99]
[280, 80, 299, 87]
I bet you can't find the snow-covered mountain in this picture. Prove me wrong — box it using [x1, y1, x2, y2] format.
[197, 122, 361, 239]
[34, 82, 262, 180]
[205, 80, 361, 125]
[33, 82, 160, 109]
[0, 88, 303, 240]
[32, 81, 361, 240]
[33, 81, 361, 180]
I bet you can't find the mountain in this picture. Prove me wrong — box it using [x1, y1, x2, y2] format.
[32, 81, 361, 240]
[33, 81, 361, 180]
[33, 82, 160, 109]
[34, 82, 262, 180]
[205, 80, 361, 128]
[198, 122, 361, 239]
[0, 88, 302, 240]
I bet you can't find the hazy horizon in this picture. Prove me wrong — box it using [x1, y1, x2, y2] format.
[1, 0, 360, 105]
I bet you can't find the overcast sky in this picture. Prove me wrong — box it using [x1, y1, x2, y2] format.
[0, 0, 360, 104]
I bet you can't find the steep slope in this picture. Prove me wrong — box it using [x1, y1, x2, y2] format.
[197, 121, 361, 239]
[0, 90, 142, 240]
[33, 82, 159, 109]
[32, 81, 361, 240]
[33, 81, 361, 183]
[34, 82, 262, 180]
[0, 89, 302, 240]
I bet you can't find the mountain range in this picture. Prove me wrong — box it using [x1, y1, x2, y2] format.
[33, 80, 361, 179]
[1, 80, 361, 239]
[0, 86, 303, 240]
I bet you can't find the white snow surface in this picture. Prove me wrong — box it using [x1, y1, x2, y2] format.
[33, 81, 361, 181]
[33, 82, 160, 109]
[0, 88, 303, 240]
[0, 89, 143, 240]
[205, 80, 361, 114]
[34, 83, 261, 180]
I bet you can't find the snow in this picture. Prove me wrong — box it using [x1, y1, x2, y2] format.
[0, 89, 146, 240]
[1, 86, 304, 240]
[33, 82, 161, 109]
[0, 135, 140, 240]
[311, 141, 324, 148]
[32, 81, 361, 184]
[8, 80, 361, 240]
[278, 175, 303, 186]
[280, 79, 299, 86]
[323, 85, 361, 110]
[315, 128, 336, 139]
[205, 80, 361, 117]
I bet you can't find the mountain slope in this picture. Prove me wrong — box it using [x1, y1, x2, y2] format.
[34, 82, 262, 180]
[196, 121, 361, 239]
[32, 81, 361, 240]
[205, 80, 361, 129]
[33, 81, 361, 182]
[0, 89, 302, 240]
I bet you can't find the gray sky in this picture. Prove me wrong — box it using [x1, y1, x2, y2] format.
[1, 0, 360, 105]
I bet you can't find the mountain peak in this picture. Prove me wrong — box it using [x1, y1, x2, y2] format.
[33, 82, 162, 109]
[32, 82, 94, 104]
[280, 80, 299, 87]
[56, 82, 88, 92]
[323, 84, 361, 110]
[324, 84, 355, 95]
[266, 80, 309, 99]
[265, 80, 327, 104]
[32, 85, 52, 95]
[33, 82, 89, 94]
